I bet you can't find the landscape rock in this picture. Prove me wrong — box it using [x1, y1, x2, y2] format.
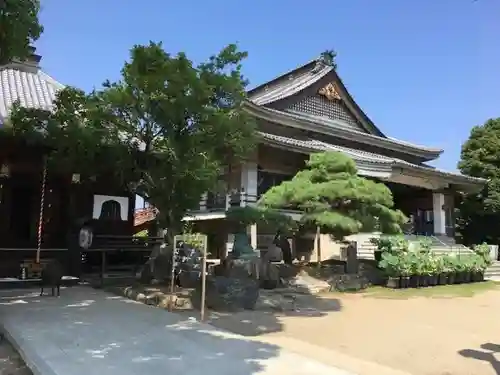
[330, 274, 369, 292]
[285, 270, 331, 294]
[192, 276, 260, 311]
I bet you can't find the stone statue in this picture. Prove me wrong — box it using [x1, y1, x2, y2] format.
[232, 232, 258, 259]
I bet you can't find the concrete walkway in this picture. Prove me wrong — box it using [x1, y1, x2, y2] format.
[0, 286, 355, 375]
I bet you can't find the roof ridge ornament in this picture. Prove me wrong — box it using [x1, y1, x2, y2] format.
[318, 82, 341, 101]
[312, 49, 337, 73]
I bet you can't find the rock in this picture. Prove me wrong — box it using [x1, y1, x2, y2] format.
[259, 261, 280, 289]
[331, 274, 368, 292]
[152, 252, 173, 281]
[177, 270, 201, 288]
[286, 270, 331, 294]
[192, 276, 260, 311]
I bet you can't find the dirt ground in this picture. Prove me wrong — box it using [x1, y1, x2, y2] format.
[262, 288, 500, 375]
[195, 284, 500, 375]
[112, 281, 500, 375]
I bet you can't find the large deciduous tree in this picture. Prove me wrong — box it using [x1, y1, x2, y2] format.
[5, 42, 256, 241]
[0, 0, 43, 65]
[259, 151, 406, 240]
[457, 118, 500, 245]
[93, 42, 256, 239]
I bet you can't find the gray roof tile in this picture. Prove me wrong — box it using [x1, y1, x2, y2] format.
[0, 65, 64, 122]
[258, 131, 484, 184]
[248, 62, 333, 106]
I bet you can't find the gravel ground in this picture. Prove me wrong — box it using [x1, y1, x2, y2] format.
[0, 338, 31, 375]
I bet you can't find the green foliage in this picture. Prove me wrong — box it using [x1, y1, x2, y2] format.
[3, 87, 121, 183]
[376, 236, 489, 277]
[0, 0, 43, 64]
[371, 235, 409, 254]
[226, 206, 298, 233]
[457, 118, 500, 244]
[94, 42, 256, 232]
[259, 152, 407, 240]
[5, 42, 256, 236]
[176, 233, 207, 253]
[473, 243, 493, 267]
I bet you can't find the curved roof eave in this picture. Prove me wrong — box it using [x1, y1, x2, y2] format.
[258, 131, 485, 189]
[244, 100, 443, 161]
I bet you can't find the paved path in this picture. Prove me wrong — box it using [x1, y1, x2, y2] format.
[0, 286, 355, 375]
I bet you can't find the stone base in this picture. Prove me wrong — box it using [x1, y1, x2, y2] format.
[330, 274, 369, 292]
[192, 276, 260, 312]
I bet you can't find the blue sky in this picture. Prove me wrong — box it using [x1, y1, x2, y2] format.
[37, 0, 498, 171]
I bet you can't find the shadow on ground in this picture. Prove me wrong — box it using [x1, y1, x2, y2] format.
[0, 287, 291, 375]
[107, 274, 343, 337]
[458, 343, 500, 375]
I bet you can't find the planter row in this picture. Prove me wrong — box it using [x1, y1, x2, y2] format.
[386, 271, 485, 289]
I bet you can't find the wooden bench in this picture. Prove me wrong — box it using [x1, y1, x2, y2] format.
[84, 235, 163, 286]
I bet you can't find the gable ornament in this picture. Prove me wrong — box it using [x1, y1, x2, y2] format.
[318, 82, 341, 101]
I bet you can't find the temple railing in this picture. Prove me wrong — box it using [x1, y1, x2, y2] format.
[196, 190, 260, 212]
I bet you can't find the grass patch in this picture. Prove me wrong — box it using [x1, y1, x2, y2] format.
[359, 281, 500, 299]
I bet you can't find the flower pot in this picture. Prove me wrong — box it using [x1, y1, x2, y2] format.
[455, 272, 464, 284]
[386, 276, 400, 289]
[400, 276, 410, 288]
[463, 272, 472, 283]
[473, 272, 485, 282]
[419, 275, 428, 287]
[438, 273, 447, 285]
[428, 274, 438, 286]
[447, 272, 456, 285]
[409, 275, 419, 288]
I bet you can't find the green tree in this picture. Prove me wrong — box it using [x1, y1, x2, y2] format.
[5, 42, 256, 242]
[259, 151, 406, 240]
[0, 0, 44, 65]
[4, 87, 119, 182]
[457, 118, 500, 245]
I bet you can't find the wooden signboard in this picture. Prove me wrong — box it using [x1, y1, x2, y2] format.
[171, 234, 208, 321]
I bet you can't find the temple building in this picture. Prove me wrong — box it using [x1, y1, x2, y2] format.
[0, 51, 136, 277]
[183, 56, 485, 260]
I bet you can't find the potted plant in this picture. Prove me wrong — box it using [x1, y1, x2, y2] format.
[473, 243, 491, 282]
[462, 257, 473, 283]
[426, 255, 439, 286]
[399, 252, 411, 288]
[436, 256, 447, 285]
[443, 255, 456, 284]
[414, 251, 428, 287]
[379, 253, 401, 288]
[407, 251, 420, 288]
[473, 255, 486, 282]
[454, 257, 467, 284]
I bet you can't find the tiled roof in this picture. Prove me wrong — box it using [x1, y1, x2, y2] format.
[248, 61, 333, 106]
[245, 57, 446, 160]
[258, 131, 485, 184]
[0, 64, 64, 122]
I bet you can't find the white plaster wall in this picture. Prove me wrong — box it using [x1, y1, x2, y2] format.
[92, 195, 129, 221]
